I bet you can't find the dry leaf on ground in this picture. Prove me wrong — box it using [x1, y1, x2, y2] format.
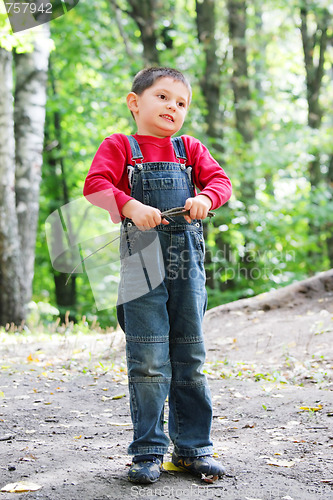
[267, 459, 295, 467]
[163, 461, 183, 472]
[299, 405, 323, 412]
[1, 481, 42, 493]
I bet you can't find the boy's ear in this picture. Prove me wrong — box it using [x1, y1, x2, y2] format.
[126, 92, 139, 114]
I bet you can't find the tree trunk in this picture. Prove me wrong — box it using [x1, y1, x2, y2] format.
[0, 28, 50, 326]
[0, 48, 25, 325]
[253, 0, 265, 100]
[299, 3, 332, 269]
[195, 0, 223, 145]
[195, 0, 227, 292]
[300, 2, 329, 186]
[14, 25, 50, 305]
[227, 0, 258, 289]
[126, 0, 160, 65]
[44, 55, 77, 314]
[228, 0, 255, 200]
[228, 0, 254, 145]
[327, 154, 333, 266]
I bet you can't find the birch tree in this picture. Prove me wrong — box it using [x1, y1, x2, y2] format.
[0, 25, 50, 325]
[0, 47, 24, 325]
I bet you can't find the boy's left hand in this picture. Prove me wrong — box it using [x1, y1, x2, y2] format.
[184, 195, 212, 223]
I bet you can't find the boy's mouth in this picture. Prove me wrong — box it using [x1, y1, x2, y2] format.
[160, 114, 174, 122]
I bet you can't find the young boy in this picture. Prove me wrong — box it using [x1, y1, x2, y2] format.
[84, 67, 232, 484]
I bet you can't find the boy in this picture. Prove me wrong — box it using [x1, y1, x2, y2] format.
[84, 67, 232, 484]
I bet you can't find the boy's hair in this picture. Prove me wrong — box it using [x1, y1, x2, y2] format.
[131, 67, 192, 103]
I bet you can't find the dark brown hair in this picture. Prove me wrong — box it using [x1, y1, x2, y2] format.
[131, 67, 192, 102]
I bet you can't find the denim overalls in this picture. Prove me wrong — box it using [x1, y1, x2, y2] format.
[117, 136, 213, 457]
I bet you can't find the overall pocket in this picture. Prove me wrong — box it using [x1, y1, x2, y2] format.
[142, 175, 191, 211]
[193, 229, 205, 262]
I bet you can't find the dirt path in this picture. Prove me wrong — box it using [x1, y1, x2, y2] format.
[1, 270, 333, 499]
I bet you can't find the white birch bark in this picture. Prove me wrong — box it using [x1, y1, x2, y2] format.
[0, 47, 24, 325]
[14, 24, 51, 305]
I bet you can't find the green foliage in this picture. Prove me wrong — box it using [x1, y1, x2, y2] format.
[28, 0, 333, 326]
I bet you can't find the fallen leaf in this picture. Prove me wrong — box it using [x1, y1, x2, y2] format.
[0, 391, 5, 398]
[163, 461, 183, 472]
[267, 459, 295, 467]
[233, 392, 244, 398]
[108, 421, 132, 427]
[19, 454, 37, 462]
[299, 405, 322, 412]
[27, 354, 40, 363]
[201, 473, 219, 483]
[111, 393, 126, 400]
[73, 435, 82, 439]
[1, 481, 42, 493]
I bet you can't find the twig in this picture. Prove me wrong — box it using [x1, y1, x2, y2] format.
[65, 206, 215, 285]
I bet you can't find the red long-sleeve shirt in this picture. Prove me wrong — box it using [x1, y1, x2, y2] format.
[83, 133, 232, 221]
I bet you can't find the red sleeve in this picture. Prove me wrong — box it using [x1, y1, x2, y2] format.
[181, 135, 232, 210]
[83, 134, 133, 222]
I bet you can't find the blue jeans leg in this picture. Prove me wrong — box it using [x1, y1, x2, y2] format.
[166, 230, 213, 456]
[168, 341, 213, 456]
[124, 282, 171, 456]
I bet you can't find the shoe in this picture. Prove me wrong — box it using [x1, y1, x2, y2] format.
[128, 454, 163, 484]
[172, 452, 226, 478]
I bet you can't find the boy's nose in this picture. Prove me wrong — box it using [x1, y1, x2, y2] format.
[167, 102, 176, 110]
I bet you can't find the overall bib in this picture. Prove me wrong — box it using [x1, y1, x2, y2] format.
[117, 136, 213, 457]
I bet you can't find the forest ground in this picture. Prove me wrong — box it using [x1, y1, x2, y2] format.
[0, 270, 333, 500]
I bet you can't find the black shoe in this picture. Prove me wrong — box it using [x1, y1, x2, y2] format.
[171, 452, 225, 478]
[128, 454, 163, 484]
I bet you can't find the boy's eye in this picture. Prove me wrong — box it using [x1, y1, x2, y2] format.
[178, 102, 185, 107]
[158, 94, 166, 99]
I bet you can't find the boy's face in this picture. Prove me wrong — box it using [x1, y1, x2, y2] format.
[126, 77, 190, 138]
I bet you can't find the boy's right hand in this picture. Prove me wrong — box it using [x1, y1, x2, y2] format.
[121, 199, 169, 231]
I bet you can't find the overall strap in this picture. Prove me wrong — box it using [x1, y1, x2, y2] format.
[126, 136, 143, 189]
[171, 136, 187, 164]
[172, 136, 193, 188]
[127, 135, 144, 163]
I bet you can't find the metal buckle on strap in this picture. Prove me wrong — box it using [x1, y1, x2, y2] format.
[127, 159, 144, 188]
[127, 164, 135, 188]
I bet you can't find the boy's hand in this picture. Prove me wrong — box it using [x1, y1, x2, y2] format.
[121, 199, 169, 231]
[184, 195, 212, 223]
